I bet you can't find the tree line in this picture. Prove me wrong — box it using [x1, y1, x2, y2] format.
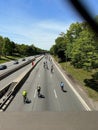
[0, 36, 47, 58]
[50, 19, 98, 82]
[50, 21, 98, 70]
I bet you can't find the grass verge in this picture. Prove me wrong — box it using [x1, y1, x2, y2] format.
[53, 56, 98, 101]
[61, 62, 98, 101]
[0, 55, 23, 64]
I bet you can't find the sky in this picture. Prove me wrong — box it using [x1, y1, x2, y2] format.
[0, 0, 98, 50]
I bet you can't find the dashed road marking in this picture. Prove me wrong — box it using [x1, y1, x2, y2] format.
[34, 89, 37, 98]
[52, 57, 91, 111]
[54, 89, 57, 99]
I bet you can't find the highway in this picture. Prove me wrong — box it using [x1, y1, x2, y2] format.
[6, 56, 91, 112]
[0, 55, 97, 130]
[0, 56, 41, 91]
[0, 56, 34, 75]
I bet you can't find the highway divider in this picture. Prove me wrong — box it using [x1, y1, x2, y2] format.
[0, 56, 44, 111]
[0, 83, 11, 99]
[0, 56, 38, 81]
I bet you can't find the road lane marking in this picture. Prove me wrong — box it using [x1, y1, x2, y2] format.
[54, 89, 57, 99]
[52, 58, 91, 111]
[34, 89, 37, 98]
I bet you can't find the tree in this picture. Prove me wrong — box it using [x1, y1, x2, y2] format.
[0, 36, 4, 58]
[50, 45, 56, 55]
[55, 37, 67, 61]
[10, 41, 16, 55]
[2, 37, 11, 56]
[71, 25, 98, 70]
[65, 22, 82, 60]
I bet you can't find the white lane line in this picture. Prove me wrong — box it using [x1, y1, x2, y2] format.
[54, 89, 57, 99]
[52, 58, 91, 111]
[34, 89, 37, 98]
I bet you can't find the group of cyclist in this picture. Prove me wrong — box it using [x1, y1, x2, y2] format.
[43, 61, 49, 70]
[22, 85, 41, 103]
[22, 81, 65, 103]
[43, 58, 54, 73]
[22, 56, 65, 103]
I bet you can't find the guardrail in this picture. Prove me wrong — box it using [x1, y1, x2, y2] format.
[0, 83, 11, 99]
[0, 56, 44, 111]
[0, 56, 38, 81]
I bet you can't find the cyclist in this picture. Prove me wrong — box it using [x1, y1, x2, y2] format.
[43, 62, 45, 68]
[22, 90, 27, 103]
[32, 61, 34, 66]
[37, 84, 41, 97]
[60, 82, 64, 91]
[45, 61, 49, 70]
[51, 65, 54, 73]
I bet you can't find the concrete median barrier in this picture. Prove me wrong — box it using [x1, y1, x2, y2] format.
[0, 56, 44, 111]
[0, 56, 43, 81]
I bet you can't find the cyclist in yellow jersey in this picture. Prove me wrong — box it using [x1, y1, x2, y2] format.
[22, 90, 27, 103]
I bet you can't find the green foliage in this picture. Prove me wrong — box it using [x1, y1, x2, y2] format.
[50, 17, 98, 81]
[60, 61, 98, 100]
[2, 37, 10, 56]
[50, 16, 98, 100]
[92, 72, 98, 81]
[50, 36, 67, 62]
[0, 36, 4, 58]
[0, 36, 47, 58]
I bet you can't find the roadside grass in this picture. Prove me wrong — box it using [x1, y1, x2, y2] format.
[0, 56, 10, 64]
[60, 62, 98, 101]
[0, 55, 23, 64]
[53, 56, 98, 101]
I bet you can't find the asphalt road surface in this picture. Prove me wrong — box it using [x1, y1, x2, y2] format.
[0, 56, 34, 75]
[1, 56, 98, 130]
[6, 56, 91, 112]
[0, 56, 42, 90]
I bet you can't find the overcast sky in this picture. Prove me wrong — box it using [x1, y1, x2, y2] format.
[0, 0, 98, 50]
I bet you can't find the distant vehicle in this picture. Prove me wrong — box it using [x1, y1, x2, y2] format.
[0, 65, 7, 70]
[13, 60, 19, 64]
[22, 58, 26, 61]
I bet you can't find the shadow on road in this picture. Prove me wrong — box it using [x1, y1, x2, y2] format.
[25, 99, 31, 104]
[62, 90, 67, 93]
[38, 94, 45, 98]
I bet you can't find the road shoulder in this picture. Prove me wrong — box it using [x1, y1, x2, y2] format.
[52, 57, 98, 110]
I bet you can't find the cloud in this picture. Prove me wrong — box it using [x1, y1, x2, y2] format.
[36, 20, 69, 32]
[0, 19, 70, 50]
